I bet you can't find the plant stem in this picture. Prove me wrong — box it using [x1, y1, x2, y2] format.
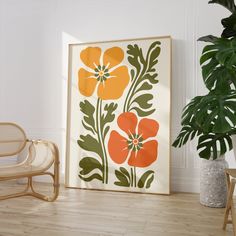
[99, 100, 109, 184]
[134, 166, 137, 187]
[131, 167, 134, 187]
[124, 64, 148, 113]
[96, 98, 105, 183]
[123, 75, 138, 112]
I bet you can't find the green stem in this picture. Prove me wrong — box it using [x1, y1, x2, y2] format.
[96, 98, 105, 183]
[134, 166, 137, 187]
[123, 66, 144, 113]
[124, 63, 149, 112]
[123, 75, 137, 112]
[99, 100, 109, 184]
[130, 167, 134, 187]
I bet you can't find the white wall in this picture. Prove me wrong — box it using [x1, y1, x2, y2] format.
[0, 0, 234, 192]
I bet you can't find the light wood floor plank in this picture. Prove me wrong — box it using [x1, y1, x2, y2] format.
[0, 181, 233, 236]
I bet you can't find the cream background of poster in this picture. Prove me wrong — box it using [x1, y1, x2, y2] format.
[67, 37, 171, 194]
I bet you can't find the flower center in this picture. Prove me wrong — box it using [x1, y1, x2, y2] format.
[132, 138, 139, 145]
[99, 71, 105, 76]
[127, 134, 143, 151]
[94, 65, 110, 82]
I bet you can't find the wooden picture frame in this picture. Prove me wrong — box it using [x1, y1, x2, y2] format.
[66, 36, 171, 194]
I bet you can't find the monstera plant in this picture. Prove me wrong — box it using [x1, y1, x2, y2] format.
[173, 0, 236, 160]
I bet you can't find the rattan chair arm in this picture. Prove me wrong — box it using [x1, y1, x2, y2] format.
[0, 139, 59, 169]
[27, 139, 60, 164]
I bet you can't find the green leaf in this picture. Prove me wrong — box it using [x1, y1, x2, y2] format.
[131, 107, 155, 117]
[147, 41, 161, 72]
[130, 69, 135, 81]
[200, 38, 236, 90]
[200, 50, 217, 65]
[77, 134, 103, 157]
[79, 173, 103, 182]
[114, 169, 130, 187]
[101, 102, 117, 137]
[79, 157, 103, 175]
[119, 167, 130, 181]
[101, 103, 118, 125]
[125, 41, 161, 115]
[198, 35, 219, 43]
[221, 12, 236, 38]
[135, 81, 153, 93]
[208, 0, 236, 13]
[202, 58, 218, 81]
[143, 73, 159, 85]
[197, 133, 233, 159]
[103, 126, 110, 139]
[137, 170, 155, 188]
[203, 66, 236, 91]
[82, 121, 95, 135]
[181, 90, 236, 134]
[127, 44, 144, 76]
[172, 124, 202, 148]
[146, 173, 155, 189]
[80, 100, 96, 133]
[215, 38, 236, 67]
[132, 94, 153, 110]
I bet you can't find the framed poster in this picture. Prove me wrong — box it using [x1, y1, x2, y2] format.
[66, 36, 171, 194]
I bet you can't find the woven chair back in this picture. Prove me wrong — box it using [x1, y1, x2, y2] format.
[0, 123, 27, 157]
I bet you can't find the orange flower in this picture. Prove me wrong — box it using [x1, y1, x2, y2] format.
[108, 112, 159, 167]
[78, 46, 130, 100]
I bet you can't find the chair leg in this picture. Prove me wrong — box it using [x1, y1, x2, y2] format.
[29, 171, 60, 202]
[0, 178, 31, 200]
[29, 142, 60, 202]
[223, 178, 236, 231]
[0, 160, 59, 202]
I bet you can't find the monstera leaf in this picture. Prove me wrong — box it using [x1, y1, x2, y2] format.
[200, 37, 236, 90]
[197, 133, 233, 160]
[172, 124, 202, 148]
[221, 12, 236, 38]
[173, 123, 235, 160]
[198, 35, 218, 43]
[182, 90, 236, 134]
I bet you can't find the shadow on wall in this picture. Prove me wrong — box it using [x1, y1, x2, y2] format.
[61, 32, 83, 180]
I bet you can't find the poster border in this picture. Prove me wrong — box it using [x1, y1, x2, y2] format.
[65, 35, 172, 195]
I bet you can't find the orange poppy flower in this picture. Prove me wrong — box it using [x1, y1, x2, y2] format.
[78, 46, 130, 100]
[108, 112, 159, 167]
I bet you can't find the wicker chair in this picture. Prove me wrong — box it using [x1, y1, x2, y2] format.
[0, 122, 60, 201]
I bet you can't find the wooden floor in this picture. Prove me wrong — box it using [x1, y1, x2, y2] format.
[0, 181, 234, 236]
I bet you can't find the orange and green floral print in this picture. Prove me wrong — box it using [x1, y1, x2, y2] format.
[108, 112, 159, 188]
[77, 41, 161, 190]
[78, 47, 130, 100]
